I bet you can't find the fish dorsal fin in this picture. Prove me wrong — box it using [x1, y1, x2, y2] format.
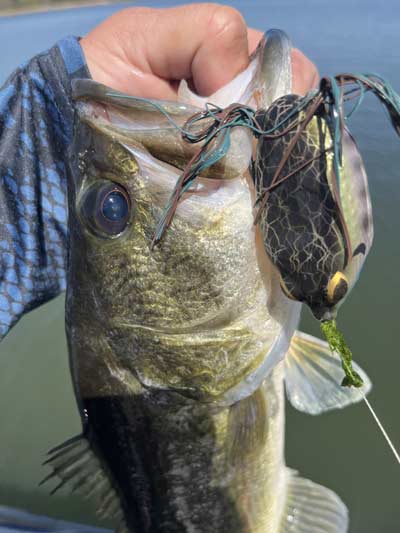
[284, 330, 371, 415]
[41, 434, 124, 526]
[280, 469, 349, 532]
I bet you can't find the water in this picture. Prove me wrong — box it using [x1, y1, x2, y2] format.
[0, 1, 399, 531]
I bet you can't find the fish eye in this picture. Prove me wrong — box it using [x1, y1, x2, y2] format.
[80, 181, 132, 237]
[101, 190, 129, 222]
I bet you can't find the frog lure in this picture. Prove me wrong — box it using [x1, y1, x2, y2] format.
[110, 36, 400, 390]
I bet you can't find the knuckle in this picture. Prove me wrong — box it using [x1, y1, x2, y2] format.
[208, 5, 247, 41]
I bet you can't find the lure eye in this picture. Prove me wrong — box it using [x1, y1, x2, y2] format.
[326, 271, 348, 305]
[80, 181, 131, 237]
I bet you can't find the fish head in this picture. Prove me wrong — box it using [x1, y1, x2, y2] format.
[66, 30, 300, 404]
[67, 97, 263, 403]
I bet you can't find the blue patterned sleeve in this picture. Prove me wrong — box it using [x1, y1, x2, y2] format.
[0, 37, 91, 339]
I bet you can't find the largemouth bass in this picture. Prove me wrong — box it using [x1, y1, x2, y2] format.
[45, 30, 371, 532]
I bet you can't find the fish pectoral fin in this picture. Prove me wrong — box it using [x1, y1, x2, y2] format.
[280, 469, 349, 533]
[284, 330, 372, 415]
[41, 434, 124, 524]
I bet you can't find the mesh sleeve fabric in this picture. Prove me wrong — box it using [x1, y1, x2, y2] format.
[0, 36, 90, 339]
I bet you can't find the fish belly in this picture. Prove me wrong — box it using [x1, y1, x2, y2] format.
[80, 365, 287, 533]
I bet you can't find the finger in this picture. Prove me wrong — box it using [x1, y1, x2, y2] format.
[247, 28, 264, 54]
[291, 48, 319, 95]
[81, 9, 178, 99]
[103, 4, 253, 97]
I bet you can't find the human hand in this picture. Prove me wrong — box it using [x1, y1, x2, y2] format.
[80, 3, 318, 100]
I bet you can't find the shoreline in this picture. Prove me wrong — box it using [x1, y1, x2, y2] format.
[0, 1, 129, 18]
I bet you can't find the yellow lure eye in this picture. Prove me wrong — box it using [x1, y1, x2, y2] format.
[327, 271, 349, 305]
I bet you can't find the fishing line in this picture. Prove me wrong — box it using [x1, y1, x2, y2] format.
[362, 394, 400, 466]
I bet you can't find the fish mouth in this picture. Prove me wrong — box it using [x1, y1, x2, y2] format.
[71, 79, 253, 182]
[70, 28, 293, 217]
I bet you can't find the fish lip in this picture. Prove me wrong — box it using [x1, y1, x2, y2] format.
[111, 316, 236, 336]
[111, 321, 199, 336]
[71, 78, 196, 113]
[111, 305, 253, 336]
